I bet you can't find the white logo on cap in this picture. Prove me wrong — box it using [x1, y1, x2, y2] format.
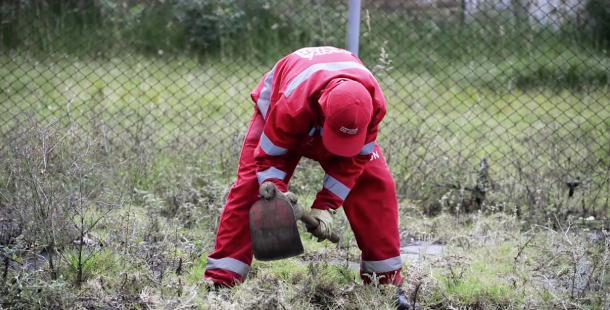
[340, 126, 359, 134]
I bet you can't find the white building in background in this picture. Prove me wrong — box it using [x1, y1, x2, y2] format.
[463, 0, 588, 30]
[526, 0, 586, 30]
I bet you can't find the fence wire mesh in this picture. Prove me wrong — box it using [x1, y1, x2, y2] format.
[1, 0, 609, 218]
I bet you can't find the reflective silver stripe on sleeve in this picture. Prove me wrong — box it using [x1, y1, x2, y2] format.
[284, 62, 373, 97]
[206, 257, 250, 278]
[257, 167, 287, 184]
[257, 64, 277, 120]
[260, 133, 288, 156]
[359, 141, 375, 155]
[308, 127, 317, 136]
[361, 256, 403, 274]
[323, 174, 350, 200]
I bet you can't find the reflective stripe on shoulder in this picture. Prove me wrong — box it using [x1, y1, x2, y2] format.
[257, 64, 277, 120]
[361, 256, 403, 274]
[359, 141, 376, 155]
[206, 257, 250, 278]
[284, 61, 373, 97]
[323, 174, 350, 200]
[257, 167, 287, 184]
[260, 133, 287, 156]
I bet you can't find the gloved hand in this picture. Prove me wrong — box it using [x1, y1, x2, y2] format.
[259, 181, 304, 219]
[259, 181, 335, 242]
[306, 208, 335, 242]
[259, 181, 285, 200]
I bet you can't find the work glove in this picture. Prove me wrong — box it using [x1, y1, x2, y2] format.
[259, 181, 304, 219]
[306, 208, 335, 242]
[259, 181, 334, 242]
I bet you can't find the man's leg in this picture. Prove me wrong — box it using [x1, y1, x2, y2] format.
[203, 109, 301, 286]
[341, 143, 403, 285]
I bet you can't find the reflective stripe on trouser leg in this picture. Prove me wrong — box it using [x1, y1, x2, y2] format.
[336, 142, 403, 285]
[206, 257, 250, 279]
[361, 256, 403, 274]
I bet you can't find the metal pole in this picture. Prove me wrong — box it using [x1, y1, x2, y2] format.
[347, 0, 361, 56]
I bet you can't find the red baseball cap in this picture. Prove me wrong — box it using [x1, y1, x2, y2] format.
[319, 79, 373, 157]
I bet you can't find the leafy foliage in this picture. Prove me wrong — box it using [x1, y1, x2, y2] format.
[586, 0, 610, 47]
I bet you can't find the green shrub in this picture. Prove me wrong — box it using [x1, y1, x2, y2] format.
[586, 0, 610, 47]
[0, 0, 311, 60]
[174, 0, 249, 56]
[119, 1, 188, 55]
[173, 0, 311, 59]
[0, 273, 76, 310]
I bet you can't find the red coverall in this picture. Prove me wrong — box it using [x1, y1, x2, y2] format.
[204, 46, 403, 286]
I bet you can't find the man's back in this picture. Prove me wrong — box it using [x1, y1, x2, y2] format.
[250, 46, 387, 124]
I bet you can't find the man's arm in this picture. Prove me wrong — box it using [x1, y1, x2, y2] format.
[253, 97, 309, 193]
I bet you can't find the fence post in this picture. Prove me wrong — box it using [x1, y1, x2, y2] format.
[347, 0, 361, 56]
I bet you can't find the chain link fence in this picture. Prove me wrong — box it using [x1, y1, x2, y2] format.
[1, 0, 609, 219]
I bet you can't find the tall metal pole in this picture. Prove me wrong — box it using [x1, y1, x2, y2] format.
[347, 0, 361, 56]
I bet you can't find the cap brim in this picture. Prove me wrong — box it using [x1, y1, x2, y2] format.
[322, 124, 367, 157]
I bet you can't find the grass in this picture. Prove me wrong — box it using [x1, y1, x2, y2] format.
[0, 117, 608, 308]
[431, 242, 521, 307]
